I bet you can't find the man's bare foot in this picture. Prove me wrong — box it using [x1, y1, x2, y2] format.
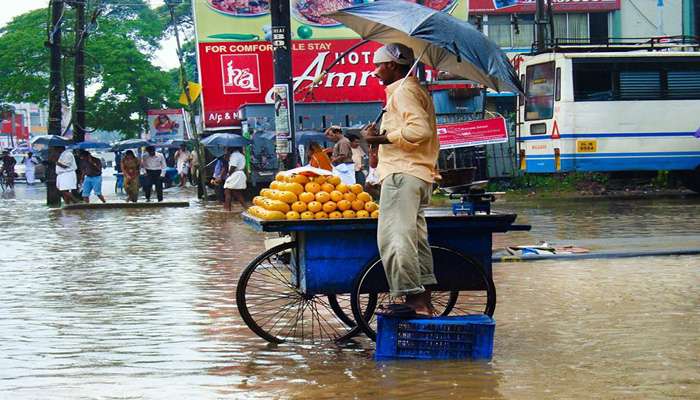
[405, 290, 433, 316]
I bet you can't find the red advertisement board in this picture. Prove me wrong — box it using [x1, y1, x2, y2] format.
[198, 40, 385, 129]
[469, 0, 620, 13]
[1, 115, 28, 140]
[437, 117, 509, 149]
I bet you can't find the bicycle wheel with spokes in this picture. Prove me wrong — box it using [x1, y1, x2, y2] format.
[350, 246, 496, 341]
[236, 242, 360, 344]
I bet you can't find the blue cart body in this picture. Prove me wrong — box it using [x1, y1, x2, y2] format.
[243, 210, 525, 296]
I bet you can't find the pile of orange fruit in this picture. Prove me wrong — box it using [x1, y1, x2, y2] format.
[248, 172, 379, 220]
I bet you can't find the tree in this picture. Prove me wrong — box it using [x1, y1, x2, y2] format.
[0, 1, 187, 138]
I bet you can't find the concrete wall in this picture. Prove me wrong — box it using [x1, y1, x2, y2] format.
[617, 0, 683, 37]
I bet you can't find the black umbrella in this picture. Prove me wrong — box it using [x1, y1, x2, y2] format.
[327, 1, 522, 93]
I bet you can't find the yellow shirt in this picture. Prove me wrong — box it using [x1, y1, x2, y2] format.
[377, 76, 439, 184]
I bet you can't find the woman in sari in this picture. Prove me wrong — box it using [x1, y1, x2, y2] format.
[307, 141, 332, 171]
[120, 150, 140, 202]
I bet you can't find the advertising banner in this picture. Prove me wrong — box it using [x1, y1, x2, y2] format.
[469, 0, 620, 13]
[197, 39, 386, 128]
[145, 109, 189, 144]
[192, 0, 468, 130]
[437, 117, 508, 149]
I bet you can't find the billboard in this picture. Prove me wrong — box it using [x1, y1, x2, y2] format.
[145, 109, 189, 144]
[469, 0, 620, 13]
[437, 117, 509, 149]
[192, 0, 468, 130]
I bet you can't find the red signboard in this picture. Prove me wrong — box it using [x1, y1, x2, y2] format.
[470, 0, 620, 13]
[198, 39, 385, 129]
[437, 117, 509, 149]
[1, 115, 28, 140]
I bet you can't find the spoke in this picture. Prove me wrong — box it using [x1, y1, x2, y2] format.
[258, 299, 300, 331]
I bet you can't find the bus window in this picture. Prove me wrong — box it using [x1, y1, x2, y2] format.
[573, 57, 700, 101]
[555, 67, 561, 101]
[525, 62, 555, 120]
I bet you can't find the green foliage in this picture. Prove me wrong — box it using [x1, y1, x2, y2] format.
[0, 1, 192, 138]
[488, 172, 610, 192]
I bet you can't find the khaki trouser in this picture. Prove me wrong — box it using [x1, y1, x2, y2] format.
[377, 173, 437, 297]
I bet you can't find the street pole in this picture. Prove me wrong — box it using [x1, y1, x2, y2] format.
[534, 0, 546, 53]
[73, 0, 86, 143]
[47, 0, 64, 206]
[270, 0, 297, 169]
[167, 0, 207, 201]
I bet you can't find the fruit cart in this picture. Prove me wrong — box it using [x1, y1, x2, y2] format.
[237, 208, 530, 344]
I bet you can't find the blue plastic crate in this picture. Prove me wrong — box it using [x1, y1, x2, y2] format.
[375, 314, 495, 360]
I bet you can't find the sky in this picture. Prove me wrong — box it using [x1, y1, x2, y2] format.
[1, 0, 177, 69]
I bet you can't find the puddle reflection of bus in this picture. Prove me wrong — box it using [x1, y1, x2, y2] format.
[516, 38, 700, 192]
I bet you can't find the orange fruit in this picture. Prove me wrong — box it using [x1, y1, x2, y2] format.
[350, 184, 363, 194]
[337, 199, 351, 211]
[321, 183, 335, 193]
[314, 175, 327, 185]
[301, 211, 315, 220]
[343, 192, 356, 202]
[291, 201, 307, 213]
[371, 210, 379, 218]
[305, 181, 321, 194]
[330, 190, 344, 202]
[364, 201, 379, 213]
[286, 182, 304, 195]
[299, 192, 315, 203]
[328, 175, 341, 186]
[328, 211, 342, 219]
[342, 209, 356, 219]
[286, 211, 300, 220]
[275, 172, 286, 182]
[335, 183, 349, 193]
[357, 192, 372, 202]
[351, 199, 365, 211]
[269, 180, 281, 190]
[314, 211, 328, 219]
[315, 191, 331, 203]
[260, 188, 272, 198]
[356, 210, 370, 218]
[322, 201, 337, 213]
[284, 174, 295, 183]
[307, 201, 322, 213]
[292, 174, 309, 185]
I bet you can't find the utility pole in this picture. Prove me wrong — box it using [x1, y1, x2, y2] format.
[73, 0, 86, 143]
[47, 0, 64, 206]
[270, 0, 297, 169]
[166, 0, 207, 200]
[534, 0, 547, 53]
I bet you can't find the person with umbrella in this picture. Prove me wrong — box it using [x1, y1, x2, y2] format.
[361, 43, 440, 317]
[1, 150, 16, 189]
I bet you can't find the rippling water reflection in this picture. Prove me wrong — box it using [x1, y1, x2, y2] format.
[1, 185, 699, 399]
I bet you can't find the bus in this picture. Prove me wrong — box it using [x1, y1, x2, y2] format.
[516, 42, 700, 192]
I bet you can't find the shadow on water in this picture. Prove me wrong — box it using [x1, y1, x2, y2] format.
[1, 186, 698, 399]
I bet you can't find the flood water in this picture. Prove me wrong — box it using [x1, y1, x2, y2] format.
[1, 182, 699, 399]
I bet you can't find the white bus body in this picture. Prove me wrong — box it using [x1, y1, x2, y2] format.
[517, 51, 700, 175]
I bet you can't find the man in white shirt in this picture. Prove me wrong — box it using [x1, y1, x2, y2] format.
[141, 146, 167, 202]
[54, 146, 78, 204]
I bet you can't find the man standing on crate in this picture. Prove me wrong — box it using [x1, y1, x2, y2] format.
[361, 43, 440, 317]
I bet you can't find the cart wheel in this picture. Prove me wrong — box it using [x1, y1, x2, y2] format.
[327, 294, 355, 327]
[350, 246, 496, 341]
[236, 242, 360, 344]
